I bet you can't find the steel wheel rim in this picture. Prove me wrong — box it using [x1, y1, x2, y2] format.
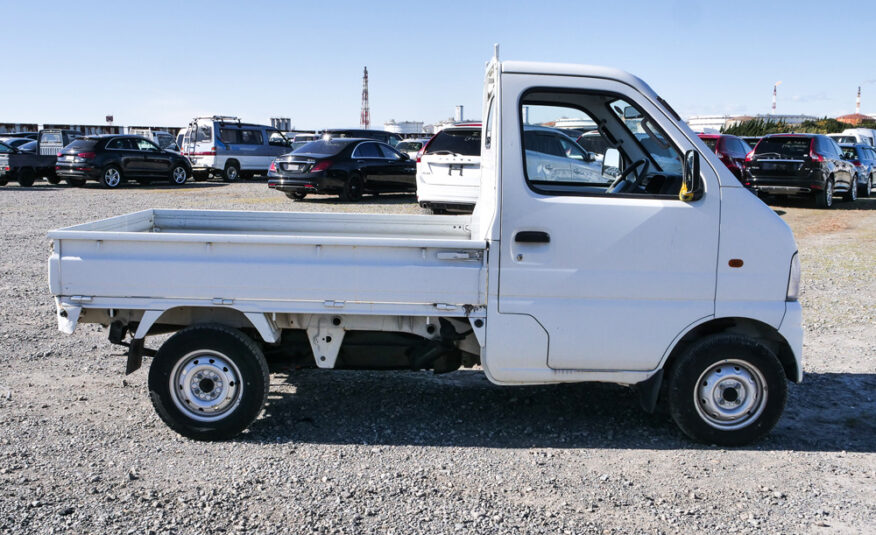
[169, 350, 243, 422]
[172, 167, 187, 183]
[105, 168, 121, 187]
[694, 359, 767, 431]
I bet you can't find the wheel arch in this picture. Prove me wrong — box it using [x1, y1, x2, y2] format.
[132, 307, 280, 344]
[661, 316, 798, 384]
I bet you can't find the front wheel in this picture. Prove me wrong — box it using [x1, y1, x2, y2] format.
[815, 179, 833, 209]
[169, 165, 189, 186]
[285, 191, 307, 200]
[222, 161, 240, 183]
[843, 176, 857, 202]
[148, 324, 269, 441]
[667, 334, 787, 446]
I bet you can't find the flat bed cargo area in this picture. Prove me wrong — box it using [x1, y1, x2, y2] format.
[48, 209, 487, 316]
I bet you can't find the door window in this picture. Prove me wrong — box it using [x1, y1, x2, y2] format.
[106, 138, 135, 150]
[239, 129, 264, 145]
[135, 139, 160, 152]
[352, 142, 381, 158]
[268, 130, 288, 146]
[377, 144, 404, 160]
[520, 90, 684, 197]
[219, 128, 240, 144]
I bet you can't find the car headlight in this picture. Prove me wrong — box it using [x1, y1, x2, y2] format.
[786, 252, 800, 301]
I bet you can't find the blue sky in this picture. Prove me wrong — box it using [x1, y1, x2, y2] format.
[3, 0, 873, 130]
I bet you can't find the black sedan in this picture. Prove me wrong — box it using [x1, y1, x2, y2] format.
[55, 135, 192, 188]
[267, 137, 416, 201]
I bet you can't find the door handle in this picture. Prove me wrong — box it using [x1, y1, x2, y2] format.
[515, 231, 550, 243]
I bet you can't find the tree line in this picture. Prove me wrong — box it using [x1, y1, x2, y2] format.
[721, 117, 876, 136]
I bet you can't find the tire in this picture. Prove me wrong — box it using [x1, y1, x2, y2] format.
[285, 191, 306, 200]
[17, 168, 35, 187]
[340, 173, 364, 201]
[815, 179, 833, 209]
[863, 174, 873, 198]
[66, 178, 86, 187]
[193, 172, 209, 182]
[169, 165, 189, 186]
[843, 176, 857, 202]
[46, 175, 61, 185]
[0, 178, 8, 186]
[667, 334, 787, 446]
[148, 324, 269, 441]
[222, 161, 240, 182]
[100, 165, 123, 189]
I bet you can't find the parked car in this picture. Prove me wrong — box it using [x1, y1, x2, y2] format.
[0, 141, 13, 186]
[0, 131, 38, 140]
[267, 137, 415, 201]
[48, 57, 803, 446]
[743, 134, 856, 207]
[828, 128, 876, 147]
[322, 129, 403, 147]
[55, 135, 192, 188]
[181, 116, 292, 181]
[16, 140, 36, 153]
[697, 134, 751, 181]
[0, 137, 35, 149]
[6, 129, 80, 186]
[524, 125, 603, 183]
[839, 143, 876, 197]
[395, 138, 430, 159]
[740, 136, 762, 147]
[416, 124, 482, 213]
[576, 131, 609, 159]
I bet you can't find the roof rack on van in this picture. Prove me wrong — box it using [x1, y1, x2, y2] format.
[189, 116, 242, 124]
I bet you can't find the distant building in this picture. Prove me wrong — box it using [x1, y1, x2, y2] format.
[43, 124, 123, 135]
[383, 120, 424, 134]
[836, 113, 873, 126]
[270, 117, 292, 131]
[686, 114, 818, 133]
[0, 123, 38, 134]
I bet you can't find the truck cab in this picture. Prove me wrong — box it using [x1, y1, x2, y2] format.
[48, 55, 802, 446]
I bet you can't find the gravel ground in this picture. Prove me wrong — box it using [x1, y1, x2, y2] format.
[0, 180, 874, 534]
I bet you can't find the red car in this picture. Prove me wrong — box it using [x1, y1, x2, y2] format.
[697, 134, 751, 181]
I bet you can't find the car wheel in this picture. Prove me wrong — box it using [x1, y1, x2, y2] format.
[0, 178, 8, 186]
[148, 324, 269, 441]
[285, 191, 307, 200]
[861, 174, 873, 198]
[17, 168, 35, 187]
[66, 178, 86, 187]
[193, 172, 209, 182]
[667, 334, 787, 446]
[100, 165, 123, 189]
[843, 176, 857, 202]
[340, 173, 364, 202]
[170, 165, 189, 186]
[815, 179, 833, 209]
[222, 161, 240, 182]
[46, 175, 61, 185]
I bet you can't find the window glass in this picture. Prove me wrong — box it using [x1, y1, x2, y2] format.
[0, 142, 12, 153]
[840, 146, 857, 160]
[756, 137, 811, 159]
[219, 128, 240, 144]
[521, 91, 685, 197]
[136, 139, 159, 152]
[155, 134, 173, 149]
[424, 128, 481, 156]
[700, 137, 718, 151]
[377, 144, 403, 160]
[268, 130, 288, 146]
[41, 133, 62, 144]
[295, 139, 353, 156]
[239, 129, 264, 145]
[66, 139, 98, 151]
[485, 96, 494, 149]
[106, 138, 133, 150]
[353, 142, 381, 158]
[396, 141, 423, 152]
[194, 124, 212, 142]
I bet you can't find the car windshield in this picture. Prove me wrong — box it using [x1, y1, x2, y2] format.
[755, 137, 810, 159]
[293, 139, 352, 156]
[396, 141, 423, 152]
[0, 142, 12, 153]
[830, 136, 855, 144]
[700, 138, 718, 151]
[424, 129, 481, 156]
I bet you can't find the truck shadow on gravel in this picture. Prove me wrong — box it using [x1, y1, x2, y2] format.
[245, 369, 876, 452]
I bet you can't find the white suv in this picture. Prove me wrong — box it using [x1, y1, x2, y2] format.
[415, 124, 481, 213]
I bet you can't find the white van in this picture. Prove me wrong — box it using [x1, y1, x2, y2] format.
[828, 128, 876, 147]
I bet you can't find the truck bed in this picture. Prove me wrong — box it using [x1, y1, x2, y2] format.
[48, 209, 487, 316]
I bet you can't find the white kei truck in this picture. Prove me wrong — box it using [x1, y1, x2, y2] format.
[47, 52, 802, 446]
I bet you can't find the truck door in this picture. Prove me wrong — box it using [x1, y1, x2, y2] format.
[496, 74, 720, 372]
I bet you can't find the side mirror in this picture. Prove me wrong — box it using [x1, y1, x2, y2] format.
[602, 148, 620, 178]
[681, 150, 703, 202]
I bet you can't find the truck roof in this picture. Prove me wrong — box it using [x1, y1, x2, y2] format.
[500, 61, 657, 100]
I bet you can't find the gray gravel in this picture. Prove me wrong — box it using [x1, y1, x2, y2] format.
[0, 180, 874, 534]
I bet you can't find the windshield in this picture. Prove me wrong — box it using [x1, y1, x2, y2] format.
[609, 98, 682, 174]
[293, 139, 352, 156]
[396, 141, 423, 152]
[841, 147, 860, 160]
[0, 142, 12, 153]
[66, 139, 98, 151]
[755, 137, 810, 159]
[424, 129, 481, 156]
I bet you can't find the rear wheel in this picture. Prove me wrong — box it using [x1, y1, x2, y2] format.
[863, 174, 873, 198]
[46, 175, 61, 185]
[285, 191, 306, 200]
[340, 173, 364, 201]
[148, 324, 269, 441]
[843, 176, 858, 202]
[100, 165, 122, 189]
[17, 168, 35, 187]
[193, 171, 209, 182]
[0, 178, 8, 186]
[815, 179, 833, 208]
[169, 165, 189, 186]
[66, 177, 86, 187]
[222, 161, 240, 182]
[667, 334, 787, 446]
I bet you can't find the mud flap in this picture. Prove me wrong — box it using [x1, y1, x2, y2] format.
[637, 369, 664, 414]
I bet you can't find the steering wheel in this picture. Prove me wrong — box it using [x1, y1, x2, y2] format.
[607, 158, 649, 194]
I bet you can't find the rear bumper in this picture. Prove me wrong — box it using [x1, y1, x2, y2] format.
[416, 180, 479, 206]
[744, 174, 825, 195]
[55, 164, 100, 180]
[267, 173, 335, 193]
